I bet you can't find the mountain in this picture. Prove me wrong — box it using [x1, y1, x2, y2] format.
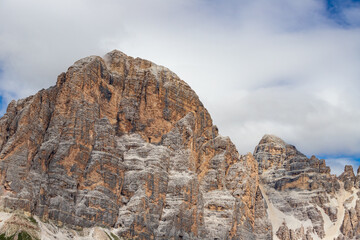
[255, 135, 360, 239]
[0, 50, 358, 239]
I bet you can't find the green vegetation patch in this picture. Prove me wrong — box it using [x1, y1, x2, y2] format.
[0, 233, 15, 240]
[105, 231, 112, 239]
[0, 231, 36, 240]
[17, 231, 33, 240]
[28, 217, 37, 225]
[110, 232, 120, 240]
[105, 231, 121, 240]
[0, 233, 16, 240]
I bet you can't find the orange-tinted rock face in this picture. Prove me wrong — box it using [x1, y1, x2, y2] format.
[0, 50, 271, 239]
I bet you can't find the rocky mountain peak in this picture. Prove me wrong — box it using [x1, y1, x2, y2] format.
[254, 134, 360, 239]
[0, 50, 359, 239]
[254, 134, 307, 174]
[339, 165, 357, 191]
[340, 165, 355, 178]
[253, 134, 286, 173]
[0, 50, 271, 239]
[258, 134, 286, 146]
[345, 165, 355, 174]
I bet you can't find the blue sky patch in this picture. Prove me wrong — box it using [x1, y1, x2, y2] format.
[319, 154, 360, 162]
[0, 95, 4, 118]
[326, 0, 360, 26]
[318, 154, 360, 175]
[0, 64, 4, 117]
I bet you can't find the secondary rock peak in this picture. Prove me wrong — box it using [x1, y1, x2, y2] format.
[259, 134, 286, 146]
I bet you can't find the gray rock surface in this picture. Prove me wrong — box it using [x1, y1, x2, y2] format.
[255, 134, 360, 240]
[0, 50, 359, 240]
[0, 50, 271, 239]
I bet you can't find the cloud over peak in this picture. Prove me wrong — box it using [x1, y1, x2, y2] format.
[0, 0, 359, 171]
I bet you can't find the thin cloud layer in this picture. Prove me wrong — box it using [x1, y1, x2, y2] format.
[0, 0, 359, 172]
[325, 157, 360, 176]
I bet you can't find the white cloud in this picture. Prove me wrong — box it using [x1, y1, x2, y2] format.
[0, 0, 359, 170]
[324, 157, 359, 176]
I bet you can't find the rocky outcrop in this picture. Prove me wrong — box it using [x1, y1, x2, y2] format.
[341, 201, 360, 239]
[338, 180, 360, 239]
[254, 135, 360, 240]
[0, 50, 271, 239]
[339, 165, 356, 191]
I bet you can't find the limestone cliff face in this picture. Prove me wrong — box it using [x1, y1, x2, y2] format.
[0, 50, 271, 239]
[1, 50, 358, 240]
[254, 134, 360, 240]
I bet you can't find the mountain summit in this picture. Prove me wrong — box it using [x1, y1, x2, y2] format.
[0, 51, 358, 239]
[0, 50, 270, 239]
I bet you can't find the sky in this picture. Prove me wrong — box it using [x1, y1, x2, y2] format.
[0, 0, 360, 175]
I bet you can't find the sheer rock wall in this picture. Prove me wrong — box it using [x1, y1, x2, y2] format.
[0, 50, 271, 239]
